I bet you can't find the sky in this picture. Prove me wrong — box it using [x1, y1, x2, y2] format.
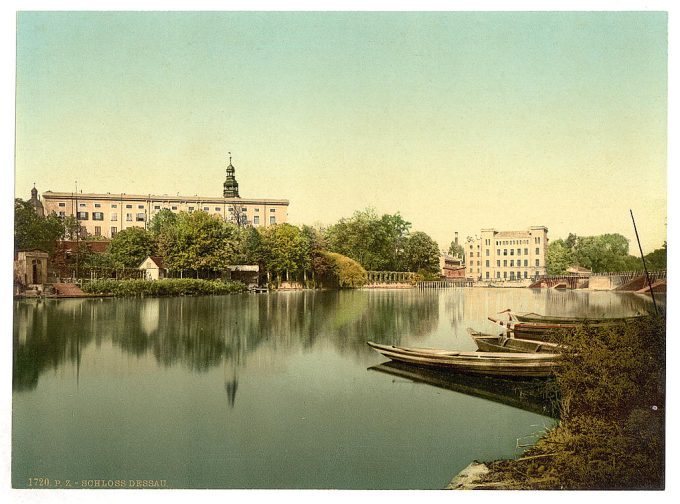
[12, 10, 668, 253]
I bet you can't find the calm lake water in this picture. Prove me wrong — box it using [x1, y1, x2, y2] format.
[12, 288, 659, 489]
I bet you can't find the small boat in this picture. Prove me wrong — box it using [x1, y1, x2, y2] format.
[467, 328, 562, 354]
[488, 316, 622, 340]
[499, 309, 644, 325]
[366, 341, 561, 377]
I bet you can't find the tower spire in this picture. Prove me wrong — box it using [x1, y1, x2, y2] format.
[223, 152, 240, 198]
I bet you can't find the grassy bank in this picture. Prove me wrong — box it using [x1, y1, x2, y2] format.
[464, 315, 665, 490]
[82, 278, 248, 297]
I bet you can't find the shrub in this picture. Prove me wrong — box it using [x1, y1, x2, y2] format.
[321, 251, 368, 288]
[82, 278, 247, 297]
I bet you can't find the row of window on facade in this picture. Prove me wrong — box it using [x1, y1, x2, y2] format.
[482, 238, 541, 246]
[72, 212, 275, 226]
[59, 201, 277, 213]
[469, 258, 541, 268]
[470, 247, 541, 258]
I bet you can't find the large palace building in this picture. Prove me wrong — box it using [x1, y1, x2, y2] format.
[39, 157, 289, 238]
[465, 226, 549, 281]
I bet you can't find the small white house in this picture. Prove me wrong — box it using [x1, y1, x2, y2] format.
[139, 256, 167, 280]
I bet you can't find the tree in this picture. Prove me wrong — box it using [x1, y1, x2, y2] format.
[644, 242, 666, 271]
[148, 208, 178, 235]
[324, 208, 411, 271]
[320, 251, 368, 288]
[14, 199, 64, 254]
[107, 227, 157, 268]
[258, 224, 308, 282]
[448, 241, 464, 259]
[403, 231, 440, 273]
[157, 211, 239, 274]
[546, 239, 575, 275]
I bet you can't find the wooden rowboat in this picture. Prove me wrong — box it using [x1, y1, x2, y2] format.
[488, 316, 625, 340]
[467, 328, 562, 354]
[366, 341, 561, 377]
[499, 309, 644, 325]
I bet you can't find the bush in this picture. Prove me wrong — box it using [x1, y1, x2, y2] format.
[82, 278, 248, 297]
[321, 251, 368, 288]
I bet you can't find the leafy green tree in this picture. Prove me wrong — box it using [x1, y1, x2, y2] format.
[325, 208, 411, 271]
[157, 211, 238, 274]
[107, 227, 157, 268]
[62, 215, 81, 240]
[259, 223, 308, 282]
[546, 239, 576, 275]
[404, 231, 440, 273]
[14, 199, 64, 254]
[148, 208, 178, 235]
[644, 242, 666, 271]
[448, 241, 464, 259]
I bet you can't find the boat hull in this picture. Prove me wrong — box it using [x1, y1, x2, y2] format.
[467, 329, 561, 353]
[366, 342, 561, 377]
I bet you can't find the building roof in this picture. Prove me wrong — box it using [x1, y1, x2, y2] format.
[42, 191, 288, 206]
[141, 256, 166, 269]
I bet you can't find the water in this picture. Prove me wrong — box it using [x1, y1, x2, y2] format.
[12, 288, 658, 489]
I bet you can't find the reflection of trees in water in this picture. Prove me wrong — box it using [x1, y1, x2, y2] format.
[17, 290, 655, 392]
[13, 291, 441, 390]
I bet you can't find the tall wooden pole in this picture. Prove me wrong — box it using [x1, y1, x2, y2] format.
[630, 209, 659, 315]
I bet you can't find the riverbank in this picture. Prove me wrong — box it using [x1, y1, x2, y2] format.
[449, 315, 665, 490]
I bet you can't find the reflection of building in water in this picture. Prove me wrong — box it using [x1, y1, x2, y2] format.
[140, 299, 160, 335]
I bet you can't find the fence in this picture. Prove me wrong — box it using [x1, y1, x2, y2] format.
[417, 278, 472, 289]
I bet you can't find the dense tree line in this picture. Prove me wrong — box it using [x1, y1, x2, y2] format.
[546, 233, 666, 274]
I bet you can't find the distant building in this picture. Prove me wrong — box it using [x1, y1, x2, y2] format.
[39, 158, 289, 239]
[139, 256, 168, 280]
[28, 186, 44, 217]
[466, 226, 548, 281]
[440, 254, 466, 278]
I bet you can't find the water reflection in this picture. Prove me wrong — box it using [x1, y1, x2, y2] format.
[13, 289, 661, 392]
[12, 290, 440, 391]
[369, 361, 559, 418]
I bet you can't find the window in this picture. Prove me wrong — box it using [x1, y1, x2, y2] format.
[503, 249, 507, 256]
[496, 260, 500, 267]
[496, 272, 500, 278]
[241, 207, 247, 212]
[524, 260, 528, 267]
[77, 211, 88, 220]
[126, 204, 132, 209]
[188, 207, 194, 212]
[93, 212, 104, 221]
[136, 204, 143, 209]
[503, 272, 507, 279]
[111, 213, 118, 221]
[203, 207, 209, 211]
[497, 249, 500, 255]
[215, 207, 221, 211]
[111, 227, 117, 237]
[485, 272, 490, 279]
[111, 204, 118, 209]
[510, 272, 515, 280]
[126, 213, 133, 221]
[503, 260, 507, 267]
[535, 247, 540, 255]
[58, 202, 65, 207]
[485, 249, 489, 256]
[510, 249, 514, 256]
[172, 206, 177, 211]
[524, 271, 528, 279]
[510, 260, 514, 267]
[524, 248, 528, 255]
[94, 226, 101, 236]
[254, 208, 259, 213]
[154, 205, 160, 210]
[136, 213, 145, 222]
[270, 216, 276, 224]
[485, 260, 489, 267]
[253, 215, 260, 225]
[94, 203, 101, 208]
[535, 259, 540, 267]
[79, 203, 86, 207]
[270, 208, 276, 213]
[517, 248, 521, 255]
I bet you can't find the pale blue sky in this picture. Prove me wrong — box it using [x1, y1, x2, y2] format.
[14, 11, 667, 251]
